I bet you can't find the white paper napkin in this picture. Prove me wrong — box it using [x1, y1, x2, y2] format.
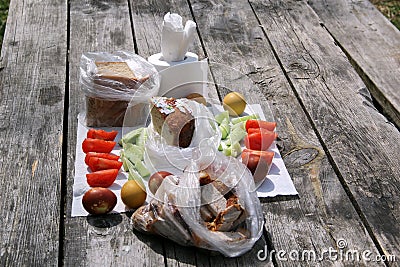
[71, 104, 298, 216]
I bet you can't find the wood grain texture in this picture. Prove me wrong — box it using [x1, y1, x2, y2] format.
[189, 0, 385, 266]
[0, 0, 66, 265]
[250, 0, 400, 260]
[308, 0, 400, 128]
[64, 0, 165, 266]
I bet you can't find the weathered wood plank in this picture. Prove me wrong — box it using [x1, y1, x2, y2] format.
[189, 0, 385, 266]
[64, 0, 165, 266]
[250, 0, 400, 261]
[308, 0, 400, 128]
[0, 0, 67, 265]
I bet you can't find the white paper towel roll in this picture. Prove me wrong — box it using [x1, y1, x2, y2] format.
[147, 52, 198, 72]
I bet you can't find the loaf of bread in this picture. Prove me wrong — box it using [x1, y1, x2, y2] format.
[85, 61, 148, 127]
[150, 97, 195, 148]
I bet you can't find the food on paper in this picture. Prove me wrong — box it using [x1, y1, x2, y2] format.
[148, 171, 173, 194]
[82, 138, 116, 153]
[87, 157, 122, 172]
[86, 169, 119, 188]
[150, 97, 195, 148]
[87, 128, 118, 141]
[121, 180, 147, 209]
[84, 152, 119, 165]
[185, 93, 207, 105]
[82, 187, 117, 215]
[245, 119, 276, 132]
[119, 128, 150, 179]
[223, 92, 246, 116]
[241, 149, 274, 185]
[244, 130, 277, 151]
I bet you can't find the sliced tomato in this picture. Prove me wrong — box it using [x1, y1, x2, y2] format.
[88, 157, 123, 172]
[244, 131, 278, 151]
[82, 138, 116, 154]
[85, 152, 120, 166]
[86, 169, 119, 188]
[247, 127, 275, 135]
[245, 120, 276, 132]
[87, 129, 118, 141]
[241, 149, 274, 185]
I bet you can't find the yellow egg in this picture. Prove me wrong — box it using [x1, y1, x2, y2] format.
[120, 180, 147, 209]
[223, 92, 246, 116]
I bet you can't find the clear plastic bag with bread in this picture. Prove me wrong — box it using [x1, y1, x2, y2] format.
[142, 98, 221, 175]
[132, 151, 264, 257]
[80, 51, 159, 127]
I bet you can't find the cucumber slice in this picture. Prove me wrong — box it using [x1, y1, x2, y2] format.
[120, 151, 129, 172]
[231, 121, 245, 131]
[214, 110, 229, 125]
[127, 164, 146, 191]
[124, 144, 144, 164]
[135, 160, 150, 178]
[219, 118, 231, 139]
[119, 127, 144, 146]
[136, 128, 148, 147]
[231, 114, 260, 124]
[223, 146, 231, 156]
[226, 127, 247, 146]
[230, 142, 242, 158]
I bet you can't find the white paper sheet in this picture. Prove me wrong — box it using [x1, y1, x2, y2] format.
[71, 104, 298, 216]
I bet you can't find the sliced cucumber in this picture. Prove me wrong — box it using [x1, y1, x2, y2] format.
[136, 128, 148, 147]
[219, 118, 231, 140]
[226, 127, 247, 146]
[230, 142, 242, 158]
[214, 110, 229, 125]
[231, 114, 260, 124]
[124, 144, 144, 164]
[119, 127, 144, 146]
[135, 160, 150, 178]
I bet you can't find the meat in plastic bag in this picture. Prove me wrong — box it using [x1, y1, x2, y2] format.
[132, 152, 264, 257]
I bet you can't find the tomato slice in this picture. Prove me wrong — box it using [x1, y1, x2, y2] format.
[245, 120, 276, 132]
[244, 131, 277, 150]
[82, 138, 116, 154]
[247, 128, 275, 135]
[88, 157, 123, 172]
[241, 149, 274, 185]
[87, 129, 118, 141]
[85, 152, 120, 166]
[86, 169, 119, 188]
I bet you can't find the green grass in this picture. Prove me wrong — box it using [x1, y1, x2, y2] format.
[371, 0, 400, 29]
[0, 0, 9, 49]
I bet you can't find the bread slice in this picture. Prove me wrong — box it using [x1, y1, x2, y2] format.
[150, 97, 195, 148]
[94, 61, 139, 89]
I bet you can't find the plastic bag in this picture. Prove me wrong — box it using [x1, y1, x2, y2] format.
[80, 51, 159, 127]
[143, 98, 221, 174]
[132, 151, 264, 257]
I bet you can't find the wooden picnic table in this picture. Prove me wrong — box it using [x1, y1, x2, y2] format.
[0, 0, 399, 266]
